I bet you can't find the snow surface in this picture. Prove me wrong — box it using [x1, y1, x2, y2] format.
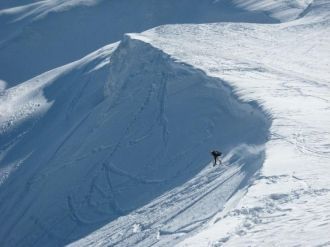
[0, 0, 278, 86]
[0, 0, 330, 246]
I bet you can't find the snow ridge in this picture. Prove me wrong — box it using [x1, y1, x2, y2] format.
[0, 35, 270, 246]
[68, 36, 271, 246]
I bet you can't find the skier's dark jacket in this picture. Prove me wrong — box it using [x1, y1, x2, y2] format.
[211, 150, 221, 157]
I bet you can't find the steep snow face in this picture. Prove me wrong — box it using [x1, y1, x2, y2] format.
[126, 1, 330, 246]
[0, 34, 270, 246]
[1, 0, 328, 246]
[0, 43, 116, 246]
[0, 43, 117, 185]
[0, 0, 280, 86]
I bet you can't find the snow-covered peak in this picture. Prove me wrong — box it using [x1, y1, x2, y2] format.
[0, 0, 329, 246]
[1, 0, 280, 86]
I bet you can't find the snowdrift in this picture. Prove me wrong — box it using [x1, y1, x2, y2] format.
[0, 34, 270, 246]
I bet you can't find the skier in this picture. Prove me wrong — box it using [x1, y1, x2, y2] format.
[211, 150, 222, 166]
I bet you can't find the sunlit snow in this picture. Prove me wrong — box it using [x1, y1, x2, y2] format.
[0, 0, 329, 246]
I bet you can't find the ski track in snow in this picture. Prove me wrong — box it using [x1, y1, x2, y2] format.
[131, 1, 330, 246]
[75, 1, 330, 246]
[69, 145, 265, 247]
[0, 32, 270, 246]
[0, 0, 330, 246]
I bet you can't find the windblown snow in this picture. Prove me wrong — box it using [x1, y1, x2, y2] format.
[0, 0, 329, 246]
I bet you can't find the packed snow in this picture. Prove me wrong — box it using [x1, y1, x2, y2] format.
[0, 0, 329, 246]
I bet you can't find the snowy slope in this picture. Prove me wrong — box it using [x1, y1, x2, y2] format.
[126, 1, 329, 246]
[1, 0, 329, 246]
[0, 0, 279, 86]
[0, 33, 270, 246]
[72, 0, 330, 246]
